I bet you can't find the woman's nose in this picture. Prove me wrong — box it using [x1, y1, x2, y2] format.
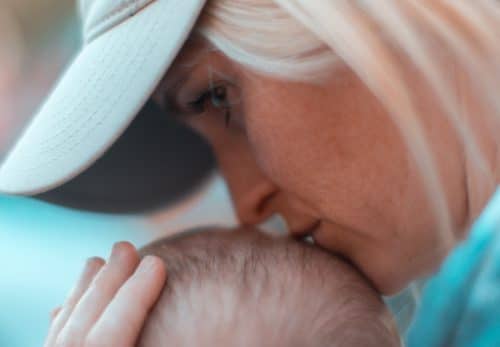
[206, 124, 281, 226]
[198, 119, 287, 226]
[231, 179, 278, 226]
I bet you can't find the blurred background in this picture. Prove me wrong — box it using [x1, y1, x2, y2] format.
[0, 1, 239, 346]
[0, 1, 77, 160]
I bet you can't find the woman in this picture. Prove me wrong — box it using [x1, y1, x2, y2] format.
[1, 1, 499, 345]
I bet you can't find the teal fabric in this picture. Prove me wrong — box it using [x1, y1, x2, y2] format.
[407, 188, 500, 347]
[385, 280, 425, 336]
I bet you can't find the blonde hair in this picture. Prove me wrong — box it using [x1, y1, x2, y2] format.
[194, 0, 500, 253]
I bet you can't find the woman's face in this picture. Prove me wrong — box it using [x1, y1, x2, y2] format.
[152, 37, 467, 294]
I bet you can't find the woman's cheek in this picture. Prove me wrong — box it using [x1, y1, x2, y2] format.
[244, 120, 323, 216]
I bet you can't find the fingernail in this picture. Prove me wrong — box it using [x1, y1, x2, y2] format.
[86, 256, 105, 269]
[110, 242, 133, 259]
[79, 257, 103, 282]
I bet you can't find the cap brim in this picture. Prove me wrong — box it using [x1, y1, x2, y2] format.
[35, 100, 215, 214]
[0, 0, 206, 196]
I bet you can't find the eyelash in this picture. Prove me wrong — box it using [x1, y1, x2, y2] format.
[187, 85, 232, 127]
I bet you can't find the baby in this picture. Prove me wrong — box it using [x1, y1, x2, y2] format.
[136, 226, 401, 347]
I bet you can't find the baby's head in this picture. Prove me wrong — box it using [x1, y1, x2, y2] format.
[138, 227, 400, 347]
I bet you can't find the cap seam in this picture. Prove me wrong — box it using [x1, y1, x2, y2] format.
[85, 0, 155, 44]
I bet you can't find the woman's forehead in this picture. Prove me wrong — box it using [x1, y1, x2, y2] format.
[170, 36, 222, 78]
[151, 45, 200, 102]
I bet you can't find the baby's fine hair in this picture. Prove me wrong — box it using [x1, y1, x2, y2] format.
[137, 227, 400, 347]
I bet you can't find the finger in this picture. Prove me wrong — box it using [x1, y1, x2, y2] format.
[87, 256, 167, 347]
[44, 257, 105, 347]
[57, 242, 140, 346]
[50, 307, 62, 322]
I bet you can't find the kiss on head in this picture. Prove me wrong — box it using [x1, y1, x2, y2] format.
[1, 1, 499, 346]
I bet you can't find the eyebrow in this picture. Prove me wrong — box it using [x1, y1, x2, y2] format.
[157, 49, 229, 114]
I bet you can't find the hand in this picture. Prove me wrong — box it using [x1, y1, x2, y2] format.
[44, 242, 166, 347]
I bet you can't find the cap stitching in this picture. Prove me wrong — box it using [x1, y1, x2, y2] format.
[37, 27, 122, 148]
[22, 1, 173, 180]
[21, 9, 142, 169]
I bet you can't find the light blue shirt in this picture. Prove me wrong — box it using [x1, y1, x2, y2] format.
[407, 188, 500, 346]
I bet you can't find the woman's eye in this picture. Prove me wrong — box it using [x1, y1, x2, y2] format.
[213, 85, 232, 108]
[189, 85, 228, 111]
[187, 84, 239, 127]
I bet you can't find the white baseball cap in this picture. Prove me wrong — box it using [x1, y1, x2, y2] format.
[0, 0, 214, 212]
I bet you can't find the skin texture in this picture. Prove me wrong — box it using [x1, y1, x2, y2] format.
[151, 36, 485, 295]
[44, 243, 166, 347]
